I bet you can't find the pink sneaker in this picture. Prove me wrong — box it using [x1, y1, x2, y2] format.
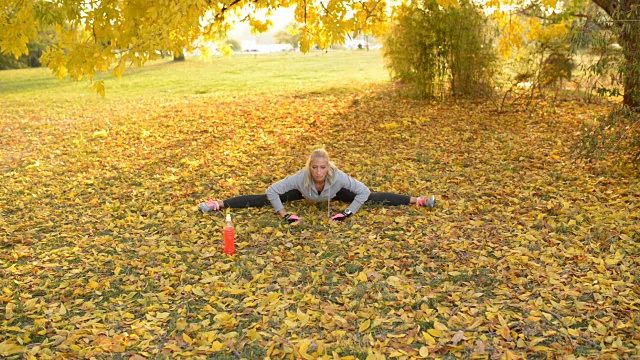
[199, 200, 220, 213]
[417, 195, 435, 208]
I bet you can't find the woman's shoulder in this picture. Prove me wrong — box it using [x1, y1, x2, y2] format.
[274, 169, 307, 183]
[290, 169, 308, 182]
[331, 168, 348, 182]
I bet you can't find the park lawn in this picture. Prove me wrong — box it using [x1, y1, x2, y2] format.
[1, 51, 639, 359]
[0, 50, 388, 103]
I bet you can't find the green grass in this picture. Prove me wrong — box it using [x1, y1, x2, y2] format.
[0, 50, 389, 105]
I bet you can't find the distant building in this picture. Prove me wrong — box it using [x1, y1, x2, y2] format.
[241, 40, 293, 53]
[344, 36, 382, 50]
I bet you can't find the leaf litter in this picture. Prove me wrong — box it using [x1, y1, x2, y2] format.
[1, 89, 639, 359]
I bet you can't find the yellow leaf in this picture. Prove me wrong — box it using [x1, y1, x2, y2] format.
[297, 309, 310, 327]
[193, 287, 205, 296]
[433, 321, 448, 331]
[92, 80, 106, 97]
[357, 271, 368, 282]
[427, 329, 443, 337]
[451, 330, 464, 345]
[299, 340, 309, 355]
[359, 319, 371, 332]
[246, 328, 262, 341]
[605, 258, 620, 265]
[213, 312, 234, 323]
[182, 333, 193, 345]
[211, 341, 225, 351]
[528, 337, 546, 347]
[59, 303, 67, 315]
[87, 280, 99, 290]
[500, 325, 511, 340]
[386, 276, 402, 288]
[5, 302, 16, 320]
[387, 333, 406, 338]
[114, 266, 121, 276]
[532, 345, 551, 351]
[164, 343, 182, 352]
[284, 319, 297, 328]
[527, 315, 541, 322]
[380, 122, 399, 130]
[92, 129, 108, 138]
[497, 314, 508, 327]
[422, 331, 436, 344]
[199, 276, 218, 283]
[567, 328, 581, 337]
[542, 0, 558, 9]
[0, 341, 24, 356]
[176, 318, 187, 331]
[419, 346, 429, 357]
[156, 312, 171, 320]
[184, 284, 193, 293]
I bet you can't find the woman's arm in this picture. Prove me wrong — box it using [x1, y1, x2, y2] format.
[265, 170, 305, 217]
[337, 171, 371, 214]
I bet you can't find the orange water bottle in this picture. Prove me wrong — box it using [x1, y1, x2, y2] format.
[223, 214, 235, 255]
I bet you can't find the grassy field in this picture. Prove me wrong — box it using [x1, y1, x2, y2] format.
[0, 50, 389, 104]
[1, 51, 639, 359]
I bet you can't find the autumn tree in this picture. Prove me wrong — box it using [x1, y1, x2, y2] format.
[0, 25, 55, 70]
[493, 0, 640, 108]
[0, 0, 389, 95]
[589, 0, 640, 108]
[0, 0, 638, 105]
[274, 22, 303, 49]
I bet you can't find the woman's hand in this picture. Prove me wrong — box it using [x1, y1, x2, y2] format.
[284, 214, 301, 224]
[331, 209, 352, 222]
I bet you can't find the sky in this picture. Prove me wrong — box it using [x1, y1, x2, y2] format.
[228, 8, 296, 41]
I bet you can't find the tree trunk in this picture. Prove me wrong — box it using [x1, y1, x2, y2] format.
[592, 0, 640, 108]
[619, 19, 640, 108]
[173, 52, 185, 61]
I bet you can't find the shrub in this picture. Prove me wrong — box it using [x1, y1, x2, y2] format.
[226, 38, 242, 52]
[382, 0, 497, 99]
[575, 106, 640, 165]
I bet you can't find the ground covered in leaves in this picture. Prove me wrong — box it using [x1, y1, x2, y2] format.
[1, 87, 639, 359]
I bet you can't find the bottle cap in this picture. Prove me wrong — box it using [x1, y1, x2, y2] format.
[226, 214, 231, 222]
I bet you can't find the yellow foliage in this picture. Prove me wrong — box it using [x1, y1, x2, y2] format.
[1, 0, 393, 94]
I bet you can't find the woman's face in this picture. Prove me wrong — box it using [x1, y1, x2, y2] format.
[310, 158, 329, 183]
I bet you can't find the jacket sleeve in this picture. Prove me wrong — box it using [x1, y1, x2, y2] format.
[337, 171, 371, 214]
[266, 170, 305, 213]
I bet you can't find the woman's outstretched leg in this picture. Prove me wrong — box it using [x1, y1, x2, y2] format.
[199, 190, 304, 212]
[334, 189, 435, 207]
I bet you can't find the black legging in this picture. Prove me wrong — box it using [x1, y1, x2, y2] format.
[223, 189, 411, 208]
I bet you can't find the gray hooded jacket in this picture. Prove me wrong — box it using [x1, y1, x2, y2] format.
[266, 169, 371, 214]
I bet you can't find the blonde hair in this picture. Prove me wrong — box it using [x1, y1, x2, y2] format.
[304, 148, 338, 188]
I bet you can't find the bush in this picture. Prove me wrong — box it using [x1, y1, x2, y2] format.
[226, 38, 242, 52]
[382, 0, 497, 98]
[576, 106, 640, 165]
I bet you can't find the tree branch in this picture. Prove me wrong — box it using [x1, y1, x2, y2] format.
[591, 0, 617, 19]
